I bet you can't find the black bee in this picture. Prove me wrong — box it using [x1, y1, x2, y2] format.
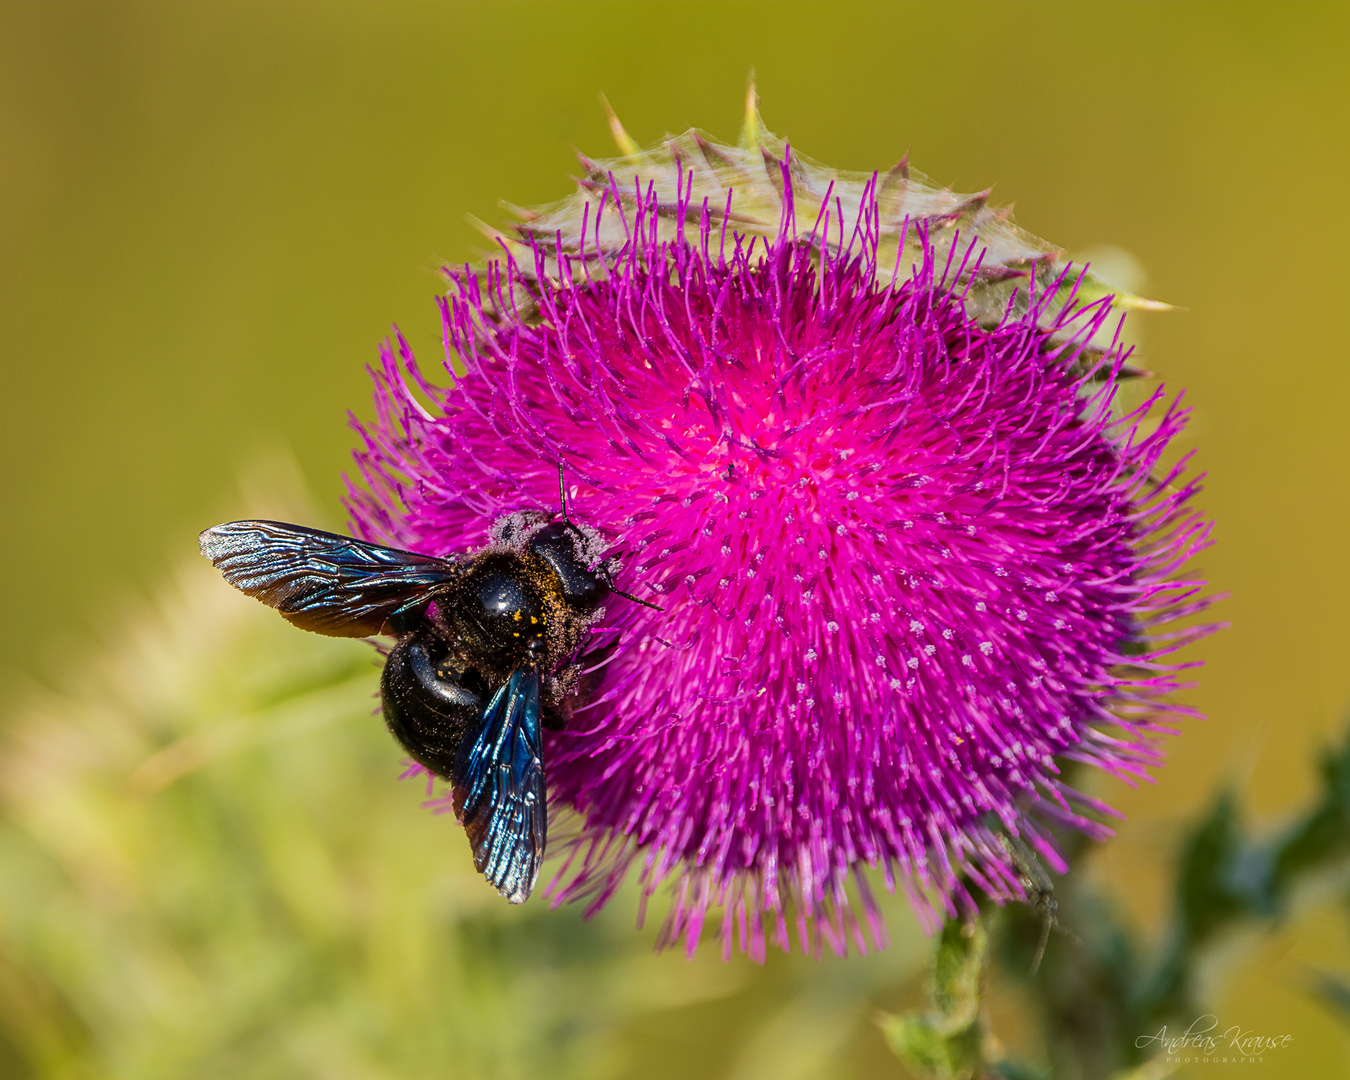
[199, 469, 656, 904]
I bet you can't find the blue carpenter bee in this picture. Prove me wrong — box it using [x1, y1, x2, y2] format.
[199, 469, 657, 904]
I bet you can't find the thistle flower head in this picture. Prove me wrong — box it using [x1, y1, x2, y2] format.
[349, 108, 1213, 959]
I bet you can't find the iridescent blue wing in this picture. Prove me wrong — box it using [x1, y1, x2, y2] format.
[451, 666, 546, 904]
[199, 520, 461, 637]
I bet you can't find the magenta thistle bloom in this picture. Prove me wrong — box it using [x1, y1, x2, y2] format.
[348, 136, 1213, 959]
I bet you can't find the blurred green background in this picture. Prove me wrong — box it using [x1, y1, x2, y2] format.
[2, 2, 1348, 1078]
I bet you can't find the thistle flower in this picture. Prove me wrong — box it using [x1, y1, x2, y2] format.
[348, 100, 1213, 959]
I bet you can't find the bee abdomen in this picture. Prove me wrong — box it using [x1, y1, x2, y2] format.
[381, 637, 483, 778]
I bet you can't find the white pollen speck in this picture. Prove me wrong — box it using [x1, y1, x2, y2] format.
[936, 513, 947, 523]
[826, 621, 839, 634]
[836, 524, 847, 535]
[1016, 609, 1028, 621]
[907, 657, 919, 669]
[975, 602, 987, 612]
[817, 547, 828, 560]
[924, 644, 936, 655]
[1054, 618, 1067, 630]
[805, 649, 818, 663]
[942, 628, 954, 640]
[795, 535, 806, 546]
[871, 574, 882, 584]
[805, 698, 816, 709]
[994, 567, 1007, 577]
[796, 682, 807, 693]
[682, 497, 693, 507]
[903, 520, 914, 529]
[890, 678, 903, 690]
[909, 619, 924, 634]
[746, 568, 756, 579]
[875, 654, 887, 667]
[719, 577, 730, 588]
[961, 654, 973, 667]
[869, 611, 880, 623]
[721, 543, 732, 555]
[832, 692, 844, 706]
[979, 641, 994, 655]
[737, 509, 748, 519]
[1045, 591, 1058, 602]
[659, 548, 671, 558]
[967, 525, 977, 536]
[714, 491, 728, 502]
[801, 591, 813, 603]
[846, 491, 859, 502]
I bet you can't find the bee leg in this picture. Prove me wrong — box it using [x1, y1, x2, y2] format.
[539, 672, 575, 732]
[541, 704, 568, 732]
[538, 666, 584, 733]
[381, 636, 483, 779]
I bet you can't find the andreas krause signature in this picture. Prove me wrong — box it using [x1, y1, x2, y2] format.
[1136, 1014, 1294, 1059]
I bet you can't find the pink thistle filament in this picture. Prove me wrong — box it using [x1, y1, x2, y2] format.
[349, 162, 1214, 959]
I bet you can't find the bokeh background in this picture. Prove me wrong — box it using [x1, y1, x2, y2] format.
[2, 3, 1348, 1078]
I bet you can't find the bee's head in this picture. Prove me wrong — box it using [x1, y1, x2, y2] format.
[526, 521, 611, 615]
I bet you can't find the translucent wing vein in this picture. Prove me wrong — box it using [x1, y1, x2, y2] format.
[199, 519, 460, 637]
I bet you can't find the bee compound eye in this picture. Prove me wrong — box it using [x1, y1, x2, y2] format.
[527, 522, 609, 613]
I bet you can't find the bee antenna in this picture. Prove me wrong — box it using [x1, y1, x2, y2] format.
[557, 461, 572, 526]
[610, 585, 664, 612]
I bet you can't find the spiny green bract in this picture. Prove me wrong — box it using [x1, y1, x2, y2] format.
[474, 83, 1167, 344]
